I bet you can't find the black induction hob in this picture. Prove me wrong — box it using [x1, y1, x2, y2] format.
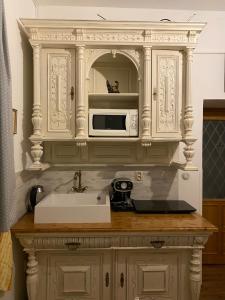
[132, 200, 196, 214]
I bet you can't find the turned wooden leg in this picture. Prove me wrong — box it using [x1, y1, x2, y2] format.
[190, 248, 202, 300]
[26, 250, 39, 300]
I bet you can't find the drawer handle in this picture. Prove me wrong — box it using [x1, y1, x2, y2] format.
[105, 272, 110, 287]
[70, 86, 75, 101]
[65, 242, 81, 250]
[150, 240, 165, 249]
[120, 273, 124, 288]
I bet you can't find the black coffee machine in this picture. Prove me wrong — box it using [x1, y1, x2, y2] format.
[110, 178, 134, 211]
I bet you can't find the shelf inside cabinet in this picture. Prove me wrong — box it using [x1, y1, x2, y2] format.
[88, 93, 139, 109]
[87, 137, 140, 142]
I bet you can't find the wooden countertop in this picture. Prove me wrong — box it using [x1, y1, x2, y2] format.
[11, 212, 216, 234]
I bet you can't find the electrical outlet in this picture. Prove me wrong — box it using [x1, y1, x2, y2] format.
[135, 171, 143, 181]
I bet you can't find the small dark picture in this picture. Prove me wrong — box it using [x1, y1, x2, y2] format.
[106, 80, 120, 93]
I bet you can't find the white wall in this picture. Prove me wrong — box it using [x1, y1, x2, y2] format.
[5, 0, 36, 173]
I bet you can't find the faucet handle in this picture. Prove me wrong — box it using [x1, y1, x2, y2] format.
[77, 185, 88, 193]
[82, 186, 88, 192]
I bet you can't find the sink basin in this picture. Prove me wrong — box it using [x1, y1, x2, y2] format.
[34, 191, 111, 224]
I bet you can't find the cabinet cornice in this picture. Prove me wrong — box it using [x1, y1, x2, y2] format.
[20, 19, 205, 47]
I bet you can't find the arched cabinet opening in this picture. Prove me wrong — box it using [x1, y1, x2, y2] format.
[88, 52, 139, 110]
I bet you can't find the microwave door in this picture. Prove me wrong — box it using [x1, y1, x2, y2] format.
[89, 113, 129, 136]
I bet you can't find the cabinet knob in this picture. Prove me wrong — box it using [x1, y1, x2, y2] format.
[150, 240, 165, 249]
[105, 272, 110, 287]
[65, 242, 81, 250]
[153, 87, 157, 100]
[120, 273, 125, 288]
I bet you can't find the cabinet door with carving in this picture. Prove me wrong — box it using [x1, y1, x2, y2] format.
[152, 50, 183, 139]
[47, 251, 111, 300]
[41, 49, 75, 139]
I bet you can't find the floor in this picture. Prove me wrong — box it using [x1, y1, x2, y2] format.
[200, 265, 225, 300]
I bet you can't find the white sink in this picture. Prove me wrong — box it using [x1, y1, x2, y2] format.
[34, 191, 111, 224]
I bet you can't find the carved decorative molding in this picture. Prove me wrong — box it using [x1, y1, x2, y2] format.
[48, 53, 72, 132]
[30, 28, 76, 42]
[17, 234, 209, 250]
[86, 48, 141, 79]
[157, 56, 178, 132]
[84, 29, 144, 43]
[27, 26, 201, 47]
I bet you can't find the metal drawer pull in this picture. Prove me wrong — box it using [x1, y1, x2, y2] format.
[150, 240, 165, 248]
[70, 86, 74, 100]
[120, 273, 124, 288]
[65, 242, 81, 250]
[105, 272, 109, 287]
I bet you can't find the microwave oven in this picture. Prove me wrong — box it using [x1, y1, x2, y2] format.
[89, 109, 138, 137]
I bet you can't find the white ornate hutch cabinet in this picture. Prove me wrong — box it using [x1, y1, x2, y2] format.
[20, 19, 205, 170]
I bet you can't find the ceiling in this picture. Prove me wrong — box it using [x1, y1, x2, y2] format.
[34, 0, 225, 11]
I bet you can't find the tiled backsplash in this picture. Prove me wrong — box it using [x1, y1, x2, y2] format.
[14, 167, 178, 224]
[203, 120, 225, 198]
[36, 167, 178, 200]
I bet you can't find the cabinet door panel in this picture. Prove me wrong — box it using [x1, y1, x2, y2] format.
[47, 252, 110, 300]
[152, 50, 182, 139]
[41, 49, 75, 138]
[118, 250, 178, 300]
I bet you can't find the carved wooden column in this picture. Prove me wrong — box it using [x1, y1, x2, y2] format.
[29, 44, 43, 169]
[183, 47, 196, 170]
[190, 248, 202, 300]
[141, 46, 152, 147]
[76, 45, 86, 146]
[26, 249, 39, 300]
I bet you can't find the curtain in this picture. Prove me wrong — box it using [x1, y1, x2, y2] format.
[0, 0, 15, 292]
[0, 0, 15, 231]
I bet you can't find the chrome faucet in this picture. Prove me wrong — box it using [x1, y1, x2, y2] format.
[71, 170, 88, 193]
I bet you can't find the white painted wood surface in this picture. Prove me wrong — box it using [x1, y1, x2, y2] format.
[20, 19, 205, 170]
[18, 232, 209, 300]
